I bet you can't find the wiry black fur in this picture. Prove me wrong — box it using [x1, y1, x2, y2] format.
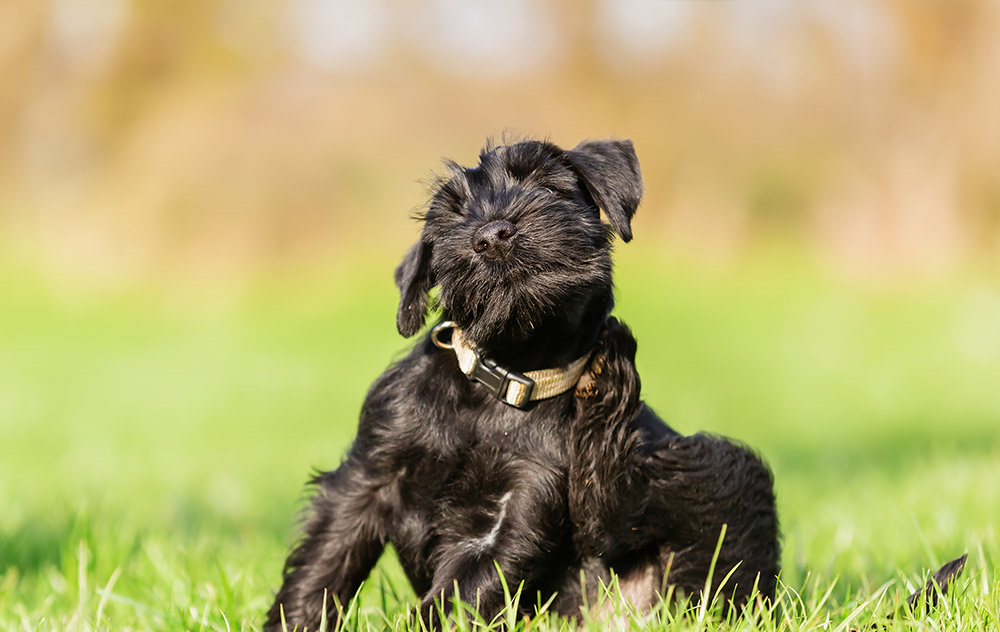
[265, 138, 780, 630]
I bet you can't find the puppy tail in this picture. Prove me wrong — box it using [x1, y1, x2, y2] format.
[904, 553, 967, 612]
[851, 554, 967, 631]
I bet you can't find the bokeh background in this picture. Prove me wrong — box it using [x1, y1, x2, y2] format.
[2, 1, 999, 629]
[3, 0, 1000, 281]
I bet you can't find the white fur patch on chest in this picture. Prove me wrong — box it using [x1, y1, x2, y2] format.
[464, 491, 513, 554]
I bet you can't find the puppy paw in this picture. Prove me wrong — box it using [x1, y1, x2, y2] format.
[575, 317, 639, 400]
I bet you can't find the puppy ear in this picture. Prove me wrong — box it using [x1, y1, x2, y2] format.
[566, 139, 643, 242]
[394, 238, 435, 337]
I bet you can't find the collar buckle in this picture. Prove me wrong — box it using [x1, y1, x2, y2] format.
[467, 354, 535, 409]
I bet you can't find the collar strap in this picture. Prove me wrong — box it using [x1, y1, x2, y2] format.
[431, 321, 593, 409]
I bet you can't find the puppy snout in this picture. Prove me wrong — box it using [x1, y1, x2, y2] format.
[472, 220, 518, 258]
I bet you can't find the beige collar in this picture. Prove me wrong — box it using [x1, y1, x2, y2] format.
[431, 321, 594, 409]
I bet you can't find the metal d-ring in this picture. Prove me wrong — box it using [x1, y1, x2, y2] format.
[431, 321, 458, 349]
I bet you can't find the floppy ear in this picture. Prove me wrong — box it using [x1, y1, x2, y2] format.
[565, 139, 643, 242]
[395, 238, 435, 337]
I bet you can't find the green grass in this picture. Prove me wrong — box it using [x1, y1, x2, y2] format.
[1, 249, 998, 631]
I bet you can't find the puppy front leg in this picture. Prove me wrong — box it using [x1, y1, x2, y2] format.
[419, 479, 565, 629]
[265, 457, 389, 631]
[569, 317, 649, 557]
[420, 553, 514, 630]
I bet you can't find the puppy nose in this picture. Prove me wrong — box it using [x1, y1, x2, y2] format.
[472, 220, 518, 257]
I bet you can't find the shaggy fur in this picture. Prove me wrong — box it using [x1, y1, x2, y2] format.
[265, 139, 780, 630]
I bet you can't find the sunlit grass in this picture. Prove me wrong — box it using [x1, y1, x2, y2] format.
[1, 249, 998, 630]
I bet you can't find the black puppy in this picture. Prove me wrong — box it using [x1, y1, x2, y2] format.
[266, 139, 780, 630]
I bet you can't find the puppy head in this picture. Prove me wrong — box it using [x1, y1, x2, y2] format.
[395, 138, 643, 346]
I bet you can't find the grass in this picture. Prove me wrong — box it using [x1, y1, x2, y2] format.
[1, 248, 998, 631]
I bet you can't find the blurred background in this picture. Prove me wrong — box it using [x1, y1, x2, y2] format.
[1, 1, 999, 628]
[2, 0, 1000, 282]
